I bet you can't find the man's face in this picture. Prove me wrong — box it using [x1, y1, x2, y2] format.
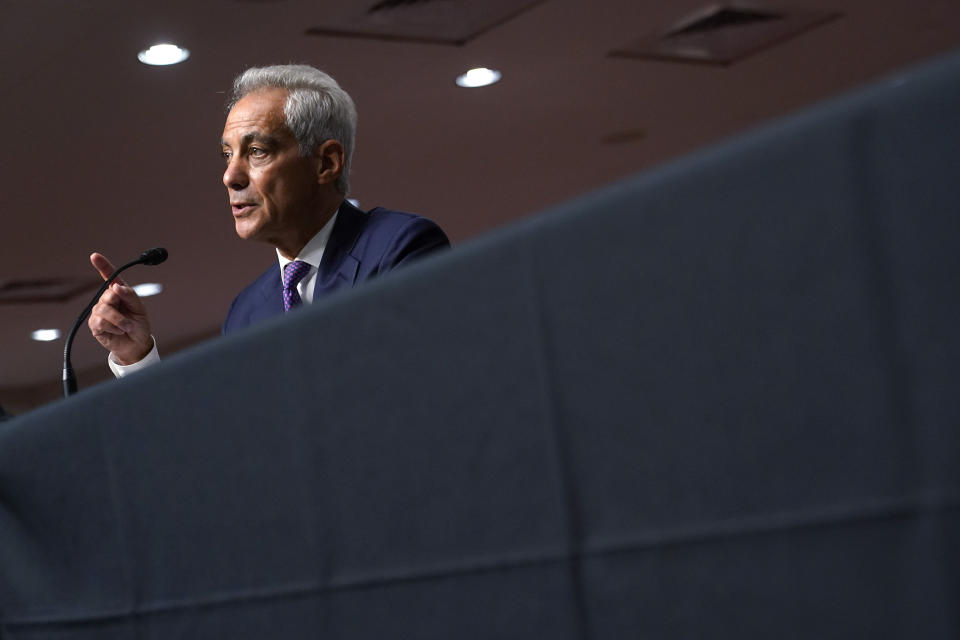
[221, 88, 322, 248]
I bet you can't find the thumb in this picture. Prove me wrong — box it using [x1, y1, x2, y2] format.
[111, 282, 147, 313]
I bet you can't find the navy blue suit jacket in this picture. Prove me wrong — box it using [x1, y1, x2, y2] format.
[223, 202, 449, 334]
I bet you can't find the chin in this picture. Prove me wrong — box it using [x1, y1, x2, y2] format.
[234, 219, 261, 241]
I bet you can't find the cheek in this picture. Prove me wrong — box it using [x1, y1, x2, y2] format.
[245, 172, 271, 205]
[256, 170, 283, 198]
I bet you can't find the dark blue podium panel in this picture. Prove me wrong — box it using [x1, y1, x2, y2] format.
[532, 66, 958, 537]
[4, 565, 580, 640]
[1, 50, 959, 639]
[585, 512, 958, 639]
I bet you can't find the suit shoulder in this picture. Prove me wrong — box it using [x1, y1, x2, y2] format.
[360, 207, 449, 264]
[362, 207, 446, 242]
[234, 262, 279, 301]
[364, 207, 434, 231]
[224, 262, 278, 333]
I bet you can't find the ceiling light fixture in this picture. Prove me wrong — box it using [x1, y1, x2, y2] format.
[138, 43, 190, 66]
[456, 67, 502, 88]
[133, 283, 163, 297]
[31, 329, 61, 342]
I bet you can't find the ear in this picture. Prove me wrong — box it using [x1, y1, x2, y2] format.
[315, 140, 345, 190]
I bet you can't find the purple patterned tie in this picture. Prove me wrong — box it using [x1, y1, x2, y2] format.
[282, 260, 312, 312]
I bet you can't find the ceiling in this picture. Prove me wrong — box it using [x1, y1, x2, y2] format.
[2, 0, 959, 413]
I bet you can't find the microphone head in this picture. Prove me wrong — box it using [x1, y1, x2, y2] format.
[140, 247, 168, 266]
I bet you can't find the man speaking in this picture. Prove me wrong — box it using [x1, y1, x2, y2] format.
[87, 65, 449, 374]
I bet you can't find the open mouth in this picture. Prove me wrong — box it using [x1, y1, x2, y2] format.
[232, 203, 257, 216]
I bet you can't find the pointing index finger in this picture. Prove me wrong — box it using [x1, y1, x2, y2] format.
[90, 252, 125, 284]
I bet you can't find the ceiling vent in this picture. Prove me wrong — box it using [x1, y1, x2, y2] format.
[304, 0, 544, 46]
[368, 0, 435, 12]
[610, 5, 840, 66]
[0, 278, 99, 304]
[600, 128, 647, 145]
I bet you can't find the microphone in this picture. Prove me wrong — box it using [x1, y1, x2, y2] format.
[62, 248, 169, 398]
[140, 247, 168, 266]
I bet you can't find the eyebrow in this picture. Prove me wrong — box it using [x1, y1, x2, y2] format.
[219, 132, 281, 148]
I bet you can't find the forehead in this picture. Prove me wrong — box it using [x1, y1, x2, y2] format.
[222, 87, 291, 143]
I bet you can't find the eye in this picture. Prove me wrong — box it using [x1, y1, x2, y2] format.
[249, 147, 267, 158]
[221, 149, 232, 162]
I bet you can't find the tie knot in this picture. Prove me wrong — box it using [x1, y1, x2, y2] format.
[283, 260, 312, 289]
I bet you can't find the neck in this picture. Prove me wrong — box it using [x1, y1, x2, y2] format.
[275, 198, 342, 260]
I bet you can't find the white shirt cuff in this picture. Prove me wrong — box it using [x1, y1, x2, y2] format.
[108, 337, 160, 378]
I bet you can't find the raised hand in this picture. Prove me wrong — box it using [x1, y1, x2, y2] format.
[87, 253, 154, 365]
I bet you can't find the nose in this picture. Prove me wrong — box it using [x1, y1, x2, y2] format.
[223, 156, 248, 191]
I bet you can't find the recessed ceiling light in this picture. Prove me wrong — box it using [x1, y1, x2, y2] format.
[133, 283, 163, 297]
[456, 67, 502, 88]
[31, 329, 61, 342]
[138, 43, 190, 66]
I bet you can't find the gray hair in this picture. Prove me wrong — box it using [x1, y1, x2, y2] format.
[228, 65, 357, 194]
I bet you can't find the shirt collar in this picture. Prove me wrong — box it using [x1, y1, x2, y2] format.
[276, 204, 341, 271]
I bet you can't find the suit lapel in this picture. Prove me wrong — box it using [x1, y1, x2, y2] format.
[251, 265, 284, 324]
[313, 201, 364, 300]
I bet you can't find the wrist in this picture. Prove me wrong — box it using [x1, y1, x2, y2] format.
[115, 337, 154, 365]
[108, 337, 160, 378]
